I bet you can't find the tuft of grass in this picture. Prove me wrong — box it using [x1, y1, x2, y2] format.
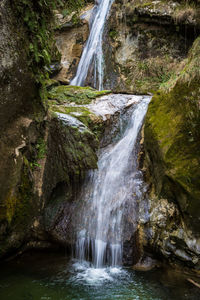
[173, 0, 200, 25]
[123, 55, 179, 94]
[161, 36, 200, 91]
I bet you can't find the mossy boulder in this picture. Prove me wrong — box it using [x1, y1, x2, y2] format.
[48, 85, 110, 139]
[144, 37, 200, 233]
[42, 108, 102, 245]
[45, 85, 110, 182]
[40, 85, 109, 244]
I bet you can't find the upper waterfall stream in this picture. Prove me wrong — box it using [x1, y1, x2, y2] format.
[71, 0, 114, 90]
[74, 95, 151, 271]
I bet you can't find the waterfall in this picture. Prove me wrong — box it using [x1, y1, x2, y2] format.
[75, 96, 150, 268]
[70, 0, 114, 90]
[69, 0, 151, 273]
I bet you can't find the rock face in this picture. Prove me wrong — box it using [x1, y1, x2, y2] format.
[0, 0, 42, 258]
[142, 36, 200, 269]
[103, 0, 200, 93]
[0, 0, 36, 128]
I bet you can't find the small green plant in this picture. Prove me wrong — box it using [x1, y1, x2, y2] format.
[13, 1, 59, 78]
[27, 138, 47, 170]
[109, 30, 118, 39]
[36, 138, 47, 160]
[30, 162, 42, 169]
[62, 9, 69, 17]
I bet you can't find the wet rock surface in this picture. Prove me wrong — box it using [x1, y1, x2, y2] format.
[141, 198, 200, 269]
[133, 256, 158, 271]
[0, 0, 44, 259]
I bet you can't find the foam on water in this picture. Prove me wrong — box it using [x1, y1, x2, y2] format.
[71, 260, 127, 285]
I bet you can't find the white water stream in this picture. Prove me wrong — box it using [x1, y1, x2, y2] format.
[75, 96, 150, 271]
[70, 0, 114, 90]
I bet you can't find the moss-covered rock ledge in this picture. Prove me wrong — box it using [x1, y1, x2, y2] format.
[48, 85, 110, 103]
[47, 84, 111, 136]
[143, 37, 200, 269]
[45, 85, 110, 192]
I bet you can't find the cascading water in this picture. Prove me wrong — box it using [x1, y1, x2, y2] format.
[70, 0, 114, 90]
[74, 96, 151, 270]
[69, 0, 151, 282]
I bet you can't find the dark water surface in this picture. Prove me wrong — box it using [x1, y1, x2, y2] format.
[0, 251, 200, 300]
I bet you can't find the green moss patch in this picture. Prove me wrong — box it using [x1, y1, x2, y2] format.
[48, 85, 111, 105]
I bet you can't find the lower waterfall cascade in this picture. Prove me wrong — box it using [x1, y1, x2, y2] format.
[74, 95, 151, 270]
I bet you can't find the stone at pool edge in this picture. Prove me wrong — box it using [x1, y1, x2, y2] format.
[133, 257, 159, 271]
